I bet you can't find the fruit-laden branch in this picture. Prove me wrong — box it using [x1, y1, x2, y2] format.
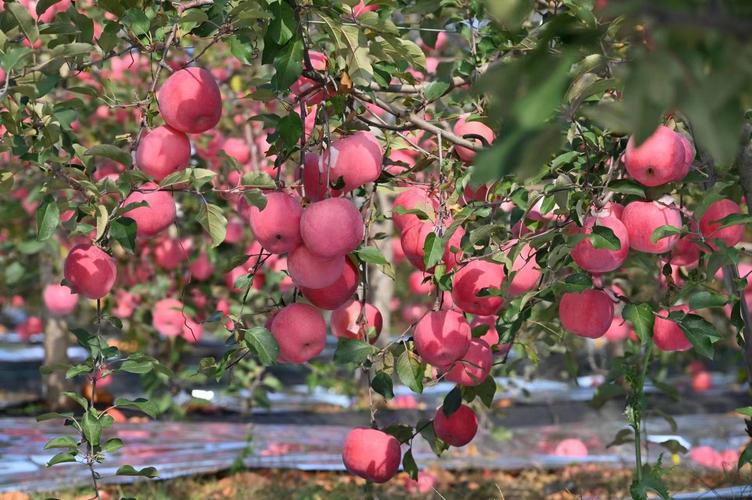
[733, 122, 752, 380]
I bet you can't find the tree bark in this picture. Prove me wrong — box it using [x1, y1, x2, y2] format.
[732, 123, 752, 382]
[40, 251, 72, 410]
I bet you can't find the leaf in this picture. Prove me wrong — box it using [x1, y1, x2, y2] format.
[103, 437, 124, 453]
[422, 232, 444, 269]
[36, 196, 60, 241]
[471, 375, 497, 407]
[396, 350, 424, 394]
[116, 465, 159, 478]
[678, 313, 722, 359]
[244, 326, 279, 365]
[441, 385, 462, 417]
[736, 406, 752, 417]
[590, 382, 626, 410]
[630, 464, 670, 500]
[561, 272, 592, 292]
[688, 291, 727, 310]
[36, 412, 73, 422]
[371, 371, 394, 400]
[650, 225, 681, 245]
[7, 2, 39, 42]
[623, 303, 654, 343]
[159, 169, 193, 188]
[333, 338, 377, 365]
[383, 424, 413, 443]
[739, 442, 752, 469]
[95, 204, 108, 241]
[114, 397, 158, 418]
[715, 213, 752, 230]
[119, 355, 155, 374]
[244, 189, 268, 210]
[47, 451, 77, 467]
[84, 144, 131, 167]
[109, 217, 137, 252]
[197, 202, 227, 248]
[267, 1, 296, 45]
[273, 38, 303, 90]
[402, 449, 419, 481]
[424, 81, 450, 101]
[81, 410, 102, 447]
[277, 111, 303, 149]
[44, 436, 79, 450]
[589, 225, 620, 250]
[0, 171, 14, 193]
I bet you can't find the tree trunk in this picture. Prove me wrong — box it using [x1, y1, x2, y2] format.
[370, 190, 394, 347]
[40, 252, 72, 410]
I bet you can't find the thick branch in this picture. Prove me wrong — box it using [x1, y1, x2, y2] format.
[732, 122, 752, 380]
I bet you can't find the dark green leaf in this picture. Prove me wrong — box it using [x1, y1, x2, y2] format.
[650, 225, 681, 245]
[589, 225, 620, 250]
[623, 303, 654, 342]
[333, 338, 377, 365]
[442, 385, 462, 416]
[114, 397, 158, 419]
[85, 144, 132, 167]
[688, 291, 727, 310]
[110, 217, 137, 252]
[371, 371, 394, 400]
[116, 465, 159, 478]
[422, 232, 444, 269]
[36, 196, 60, 241]
[47, 451, 77, 467]
[402, 449, 418, 480]
[396, 350, 424, 393]
[244, 326, 279, 365]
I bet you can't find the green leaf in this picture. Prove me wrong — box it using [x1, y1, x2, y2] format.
[561, 272, 592, 292]
[383, 423, 413, 443]
[244, 326, 279, 365]
[267, 1, 296, 45]
[622, 303, 654, 343]
[424, 81, 450, 101]
[103, 437, 124, 453]
[715, 213, 752, 230]
[273, 38, 303, 90]
[95, 204, 108, 241]
[418, 418, 448, 456]
[396, 350, 424, 394]
[47, 451, 77, 467]
[630, 464, 670, 500]
[36, 196, 60, 241]
[371, 371, 394, 400]
[159, 169, 193, 188]
[44, 436, 79, 450]
[7, 2, 39, 42]
[606, 428, 634, 448]
[589, 225, 620, 250]
[85, 144, 132, 167]
[81, 410, 102, 447]
[650, 225, 681, 245]
[63, 391, 90, 410]
[119, 355, 156, 374]
[739, 442, 752, 470]
[36, 412, 73, 422]
[244, 189, 268, 210]
[402, 449, 419, 481]
[197, 202, 227, 248]
[114, 397, 158, 419]
[606, 179, 646, 197]
[688, 291, 727, 310]
[333, 338, 377, 365]
[442, 385, 462, 417]
[0, 171, 14, 193]
[422, 232, 444, 269]
[110, 217, 137, 252]
[276, 111, 303, 149]
[469, 375, 497, 408]
[736, 406, 752, 417]
[678, 313, 722, 359]
[116, 465, 159, 478]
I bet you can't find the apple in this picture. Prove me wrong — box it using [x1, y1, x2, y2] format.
[190, 252, 213, 281]
[453, 116, 494, 163]
[342, 428, 401, 483]
[621, 199, 682, 254]
[553, 438, 588, 457]
[623, 125, 691, 186]
[414, 310, 471, 369]
[558, 289, 614, 338]
[249, 191, 303, 254]
[135, 125, 191, 182]
[451, 260, 505, 316]
[444, 338, 492, 386]
[570, 214, 629, 273]
[270, 303, 327, 363]
[699, 198, 744, 249]
[392, 187, 438, 232]
[331, 299, 383, 343]
[653, 305, 692, 352]
[433, 404, 478, 447]
[300, 198, 364, 258]
[157, 67, 222, 134]
[123, 183, 176, 238]
[64, 243, 117, 299]
[328, 131, 383, 193]
[43, 284, 78, 316]
[287, 244, 345, 288]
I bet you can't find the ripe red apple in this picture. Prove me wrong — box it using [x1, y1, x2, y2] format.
[451, 260, 505, 316]
[331, 299, 383, 343]
[223, 137, 250, 164]
[290, 51, 328, 105]
[604, 315, 631, 342]
[554, 438, 588, 457]
[270, 303, 327, 363]
[621, 199, 682, 254]
[154, 238, 189, 270]
[571, 214, 629, 273]
[64, 243, 117, 299]
[653, 305, 692, 352]
[43, 284, 78, 316]
[392, 187, 438, 232]
[303, 152, 328, 201]
[445, 338, 492, 386]
[327, 131, 383, 193]
[189, 252, 213, 281]
[152, 298, 187, 337]
[670, 233, 702, 267]
[453, 116, 495, 163]
[700, 198, 744, 249]
[342, 428, 401, 483]
[414, 310, 471, 369]
[300, 198, 364, 258]
[249, 191, 303, 254]
[433, 404, 478, 447]
[157, 67, 222, 134]
[287, 244, 345, 288]
[400, 222, 463, 272]
[624, 126, 691, 186]
[300, 257, 360, 309]
[123, 183, 176, 238]
[504, 241, 542, 296]
[469, 315, 504, 349]
[135, 125, 191, 181]
[558, 289, 614, 338]
[408, 271, 435, 295]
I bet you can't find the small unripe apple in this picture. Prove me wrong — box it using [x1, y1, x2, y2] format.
[558, 289, 614, 338]
[433, 404, 478, 447]
[64, 243, 117, 299]
[342, 428, 401, 483]
[270, 303, 326, 363]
